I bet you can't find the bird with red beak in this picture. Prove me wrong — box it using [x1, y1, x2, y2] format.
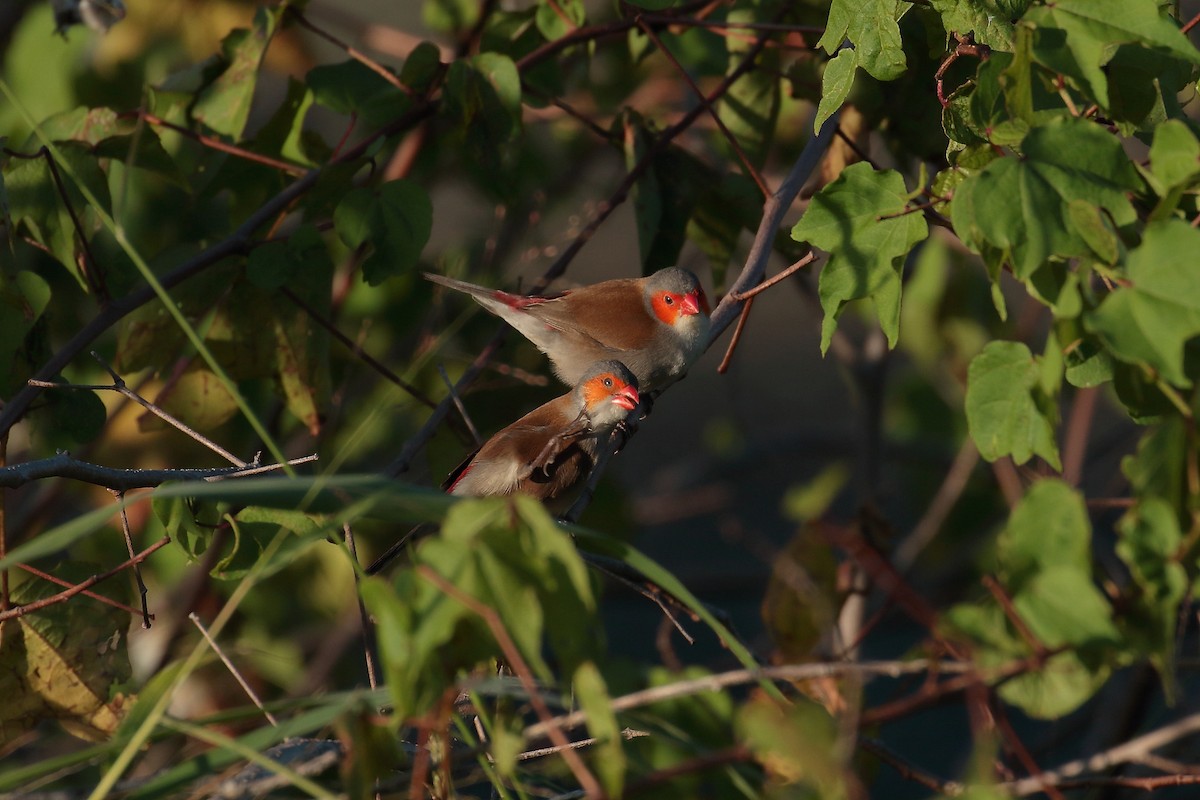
[367, 361, 640, 574]
[425, 267, 711, 393]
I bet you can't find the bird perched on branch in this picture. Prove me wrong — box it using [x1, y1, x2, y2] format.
[425, 267, 711, 394]
[366, 360, 640, 574]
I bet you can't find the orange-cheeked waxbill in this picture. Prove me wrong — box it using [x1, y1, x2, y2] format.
[425, 267, 711, 393]
[366, 360, 640, 574]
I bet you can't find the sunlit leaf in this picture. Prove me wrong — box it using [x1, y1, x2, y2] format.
[792, 163, 928, 353]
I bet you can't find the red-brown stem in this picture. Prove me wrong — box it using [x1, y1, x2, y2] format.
[0, 535, 170, 623]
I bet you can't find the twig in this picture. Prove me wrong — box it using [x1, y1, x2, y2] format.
[860, 737, 964, 795]
[132, 111, 307, 176]
[0, 535, 170, 622]
[0, 98, 439, 438]
[716, 294, 754, 374]
[15, 562, 152, 618]
[1006, 711, 1200, 796]
[279, 286, 439, 410]
[189, 612, 279, 727]
[624, 745, 751, 797]
[342, 522, 380, 691]
[112, 490, 151, 628]
[439, 364, 482, 446]
[286, 8, 414, 96]
[727, 251, 816, 301]
[1061, 386, 1098, 487]
[518, 728, 649, 761]
[707, 108, 841, 342]
[416, 565, 607, 799]
[0, 452, 318, 490]
[522, 659, 971, 742]
[635, 17, 770, 198]
[893, 438, 979, 572]
[3, 146, 107, 299]
[581, 551, 695, 645]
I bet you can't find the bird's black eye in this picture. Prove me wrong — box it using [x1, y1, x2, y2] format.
[603, 377, 613, 387]
[663, 294, 674, 304]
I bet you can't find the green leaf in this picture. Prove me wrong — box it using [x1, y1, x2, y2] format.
[792, 163, 928, 353]
[400, 42, 444, 94]
[334, 180, 433, 285]
[926, 0, 1032, 50]
[951, 117, 1139, 278]
[997, 648, 1110, 719]
[965, 340, 1061, 468]
[815, 48, 857, 133]
[1122, 419, 1187, 512]
[686, 172, 759, 286]
[4, 142, 112, 285]
[995, 479, 1090, 588]
[30, 381, 107, 446]
[214, 507, 336, 580]
[192, 6, 283, 138]
[1024, 0, 1200, 111]
[818, 0, 908, 81]
[534, 0, 585, 41]
[1116, 498, 1186, 694]
[2, 572, 133, 745]
[366, 496, 599, 721]
[573, 662, 624, 797]
[719, 9, 780, 164]
[1087, 220, 1200, 387]
[736, 696, 846, 794]
[1148, 118, 1200, 197]
[443, 52, 522, 141]
[1013, 566, 1119, 649]
[306, 60, 409, 129]
[0, 270, 50, 394]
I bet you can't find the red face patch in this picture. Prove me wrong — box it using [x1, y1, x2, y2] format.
[651, 292, 683, 324]
[583, 373, 631, 408]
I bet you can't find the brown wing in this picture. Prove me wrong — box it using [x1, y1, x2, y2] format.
[525, 279, 660, 353]
[446, 396, 579, 498]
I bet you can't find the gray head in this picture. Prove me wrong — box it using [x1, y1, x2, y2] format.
[642, 268, 711, 324]
[574, 360, 640, 430]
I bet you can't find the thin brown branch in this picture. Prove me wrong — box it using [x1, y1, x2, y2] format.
[707, 110, 841, 343]
[635, 17, 769, 198]
[716, 294, 754, 374]
[1061, 386, 1098, 486]
[4, 146, 107, 299]
[893, 437, 979, 571]
[278, 286, 440, 410]
[287, 8, 414, 96]
[15, 562, 151, 618]
[1183, 10, 1200, 35]
[0, 98, 438, 438]
[991, 699, 1067, 800]
[94, 349, 244, 464]
[342, 521, 380, 691]
[111, 490, 151, 628]
[0, 535, 170, 623]
[727, 251, 816, 301]
[190, 612, 279, 727]
[416, 565, 607, 799]
[133, 112, 307, 176]
[982, 575, 1047, 658]
[625, 745, 751, 797]
[860, 737, 964, 795]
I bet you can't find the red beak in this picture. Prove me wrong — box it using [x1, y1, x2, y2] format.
[612, 385, 640, 411]
[680, 291, 702, 316]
